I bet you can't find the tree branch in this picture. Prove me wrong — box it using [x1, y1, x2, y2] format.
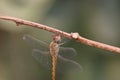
[0, 16, 120, 53]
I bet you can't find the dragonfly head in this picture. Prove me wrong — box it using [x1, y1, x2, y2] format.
[52, 34, 61, 43]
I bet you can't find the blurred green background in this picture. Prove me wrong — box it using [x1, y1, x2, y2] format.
[0, 0, 120, 80]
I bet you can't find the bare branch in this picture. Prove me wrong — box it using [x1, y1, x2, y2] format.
[0, 16, 120, 53]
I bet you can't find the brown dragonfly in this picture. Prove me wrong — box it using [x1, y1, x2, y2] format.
[23, 34, 82, 80]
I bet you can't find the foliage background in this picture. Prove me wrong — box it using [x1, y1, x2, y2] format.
[0, 0, 120, 80]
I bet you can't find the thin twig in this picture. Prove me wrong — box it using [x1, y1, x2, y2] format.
[0, 16, 120, 53]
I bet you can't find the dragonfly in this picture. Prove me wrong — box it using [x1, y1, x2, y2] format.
[23, 34, 82, 80]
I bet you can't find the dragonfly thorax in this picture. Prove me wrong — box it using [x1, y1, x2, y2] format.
[49, 41, 60, 57]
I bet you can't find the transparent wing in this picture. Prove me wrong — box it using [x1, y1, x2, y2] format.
[56, 55, 83, 73]
[23, 35, 77, 59]
[32, 49, 82, 73]
[32, 49, 52, 70]
[59, 47, 77, 59]
[23, 35, 49, 51]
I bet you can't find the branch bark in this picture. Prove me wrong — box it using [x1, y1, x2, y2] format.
[0, 16, 120, 53]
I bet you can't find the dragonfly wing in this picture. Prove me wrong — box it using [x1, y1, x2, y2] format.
[23, 34, 49, 51]
[56, 55, 83, 73]
[59, 47, 77, 59]
[32, 49, 52, 70]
